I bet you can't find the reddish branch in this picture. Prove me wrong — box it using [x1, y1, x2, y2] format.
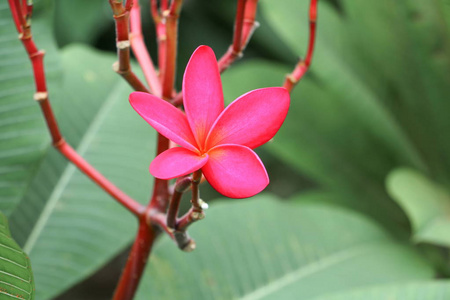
[130, 0, 161, 96]
[166, 176, 192, 230]
[113, 0, 191, 299]
[7, 0, 144, 217]
[10, 0, 320, 298]
[56, 142, 144, 216]
[283, 0, 318, 92]
[218, 0, 259, 73]
[109, 0, 150, 93]
[160, 2, 182, 99]
[112, 216, 156, 300]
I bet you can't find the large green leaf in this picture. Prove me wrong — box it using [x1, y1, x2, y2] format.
[387, 168, 450, 247]
[0, 211, 34, 300]
[0, 3, 60, 215]
[8, 45, 156, 300]
[316, 281, 450, 300]
[339, 0, 450, 185]
[260, 0, 424, 172]
[54, 1, 113, 47]
[250, 0, 450, 230]
[221, 61, 408, 230]
[135, 194, 433, 300]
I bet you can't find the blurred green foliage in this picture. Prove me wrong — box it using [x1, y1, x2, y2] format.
[1, 0, 450, 299]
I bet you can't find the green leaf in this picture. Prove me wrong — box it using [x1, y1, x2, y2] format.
[386, 168, 450, 247]
[316, 281, 450, 300]
[8, 45, 155, 300]
[339, 0, 450, 184]
[221, 61, 408, 230]
[260, 0, 425, 173]
[53, 1, 113, 47]
[0, 3, 60, 215]
[0, 211, 34, 300]
[135, 194, 434, 300]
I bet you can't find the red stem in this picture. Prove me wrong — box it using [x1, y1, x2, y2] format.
[130, 0, 161, 96]
[150, 0, 160, 22]
[110, 0, 150, 93]
[57, 141, 144, 216]
[169, 0, 183, 15]
[156, 22, 166, 77]
[283, 0, 318, 93]
[177, 207, 205, 231]
[111, 0, 177, 297]
[149, 134, 171, 212]
[218, 0, 259, 73]
[112, 217, 156, 300]
[161, 0, 169, 11]
[232, 0, 247, 54]
[152, 211, 196, 251]
[167, 176, 192, 229]
[8, 0, 144, 217]
[190, 170, 202, 210]
[160, 14, 180, 99]
[8, 0, 23, 33]
[241, 0, 259, 47]
[113, 0, 186, 295]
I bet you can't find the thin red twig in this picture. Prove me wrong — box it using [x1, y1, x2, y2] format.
[283, 0, 318, 92]
[130, 0, 161, 96]
[176, 170, 205, 231]
[169, 0, 183, 15]
[151, 211, 175, 238]
[177, 207, 205, 231]
[161, 0, 169, 11]
[109, 0, 150, 93]
[8, 0, 144, 217]
[190, 170, 202, 210]
[160, 1, 183, 99]
[218, 0, 259, 73]
[167, 176, 192, 229]
[148, 134, 171, 212]
[151, 211, 196, 252]
[112, 0, 186, 296]
[56, 141, 144, 216]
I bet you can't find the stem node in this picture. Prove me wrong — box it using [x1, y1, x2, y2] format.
[33, 91, 47, 102]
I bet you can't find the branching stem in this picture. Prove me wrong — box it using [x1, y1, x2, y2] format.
[218, 0, 259, 73]
[7, 0, 144, 218]
[167, 176, 192, 230]
[130, 0, 161, 96]
[9, 0, 320, 298]
[109, 0, 150, 93]
[283, 0, 318, 92]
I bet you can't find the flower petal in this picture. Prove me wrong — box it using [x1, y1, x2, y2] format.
[206, 87, 290, 149]
[183, 45, 224, 149]
[150, 147, 209, 180]
[129, 92, 198, 152]
[202, 144, 269, 198]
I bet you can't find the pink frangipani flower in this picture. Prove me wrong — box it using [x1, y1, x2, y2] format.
[129, 46, 290, 198]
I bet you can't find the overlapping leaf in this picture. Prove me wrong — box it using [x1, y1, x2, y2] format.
[0, 211, 34, 300]
[251, 0, 450, 231]
[135, 194, 433, 300]
[221, 61, 407, 230]
[316, 281, 450, 300]
[8, 46, 156, 300]
[387, 168, 450, 247]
